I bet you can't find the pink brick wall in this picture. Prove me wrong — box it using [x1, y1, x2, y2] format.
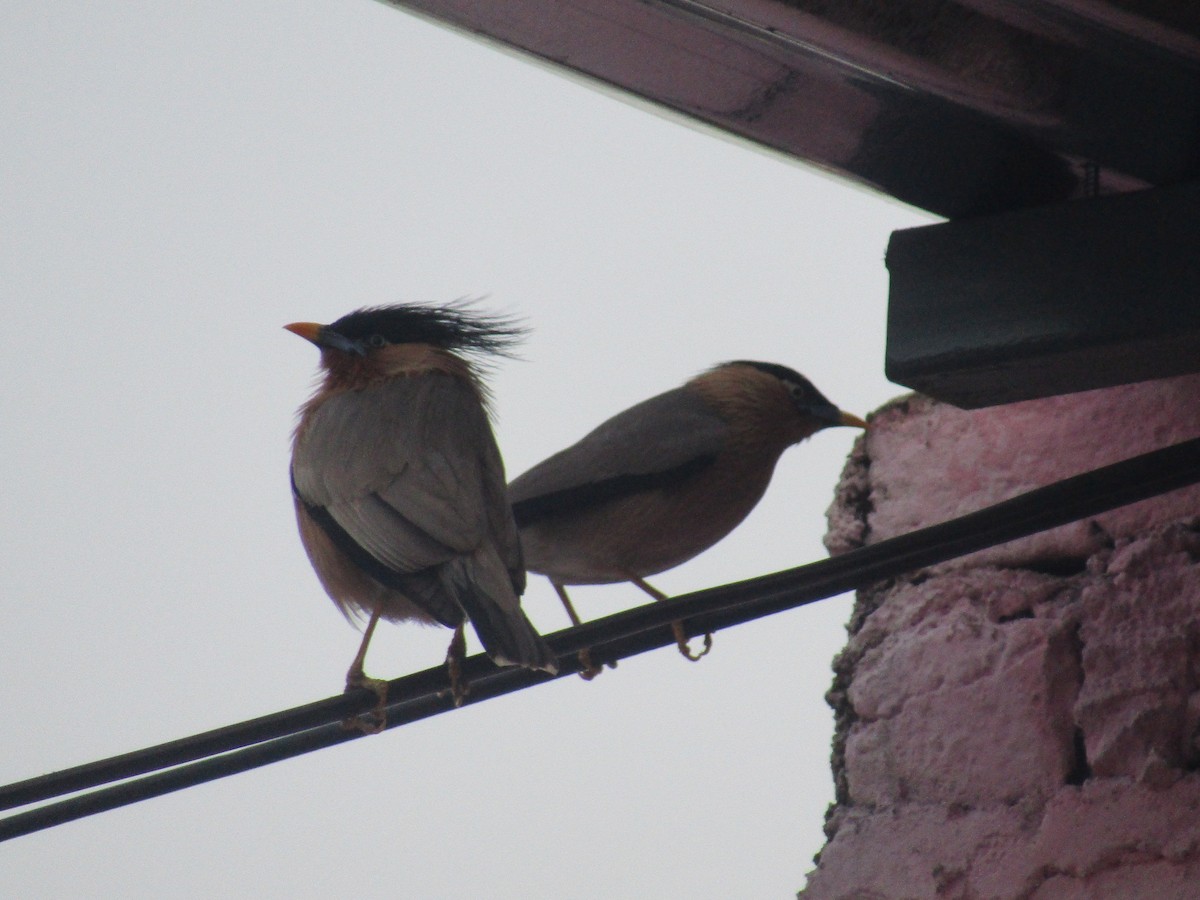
[804, 375, 1200, 898]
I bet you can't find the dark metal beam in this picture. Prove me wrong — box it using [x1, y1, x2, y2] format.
[378, 0, 1200, 217]
[885, 181, 1200, 407]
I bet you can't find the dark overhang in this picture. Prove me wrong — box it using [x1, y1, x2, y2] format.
[376, 0, 1200, 406]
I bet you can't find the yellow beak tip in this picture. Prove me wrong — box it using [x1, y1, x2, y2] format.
[839, 411, 869, 430]
[284, 322, 324, 344]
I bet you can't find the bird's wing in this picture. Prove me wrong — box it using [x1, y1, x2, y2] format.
[292, 375, 512, 580]
[508, 386, 726, 527]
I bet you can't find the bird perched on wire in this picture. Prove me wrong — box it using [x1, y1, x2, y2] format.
[508, 360, 866, 675]
[286, 303, 558, 718]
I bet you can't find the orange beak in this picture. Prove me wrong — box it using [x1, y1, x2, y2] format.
[839, 411, 868, 429]
[284, 322, 324, 345]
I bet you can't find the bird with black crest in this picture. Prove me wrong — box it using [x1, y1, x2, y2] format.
[286, 303, 557, 724]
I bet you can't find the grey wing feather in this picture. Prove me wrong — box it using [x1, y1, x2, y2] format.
[292, 376, 500, 575]
[323, 493, 460, 573]
[480, 436, 526, 594]
[509, 386, 726, 506]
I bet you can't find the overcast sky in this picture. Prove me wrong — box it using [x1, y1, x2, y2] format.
[2, 1, 931, 896]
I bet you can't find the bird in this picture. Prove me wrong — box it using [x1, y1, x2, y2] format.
[508, 360, 866, 675]
[286, 303, 558, 720]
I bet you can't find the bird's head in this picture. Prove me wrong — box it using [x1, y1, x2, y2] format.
[285, 303, 524, 388]
[730, 361, 867, 429]
[691, 360, 867, 448]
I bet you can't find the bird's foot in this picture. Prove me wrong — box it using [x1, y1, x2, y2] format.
[573, 649, 620, 680]
[342, 670, 388, 734]
[672, 621, 714, 662]
[577, 648, 603, 681]
[630, 578, 712, 661]
[443, 624, 470, 707]
[445, 655, 470, 707]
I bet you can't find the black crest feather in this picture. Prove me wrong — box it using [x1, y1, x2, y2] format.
[327, 302, 525, 357]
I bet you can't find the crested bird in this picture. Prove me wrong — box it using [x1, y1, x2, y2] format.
[508, 361, 866, 674]
[286, 303, 557, 718]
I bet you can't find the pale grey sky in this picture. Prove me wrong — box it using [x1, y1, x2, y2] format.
[1, 1, 930, 896]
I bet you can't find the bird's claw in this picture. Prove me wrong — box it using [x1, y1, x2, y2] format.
[576, 648, 603, 680]
[672, 622, 714, 662]
[342, 672, 388, 734]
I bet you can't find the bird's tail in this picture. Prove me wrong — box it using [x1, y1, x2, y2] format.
[443, 548, 559, 675]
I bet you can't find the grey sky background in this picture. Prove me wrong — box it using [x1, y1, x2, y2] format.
[2, 1, 931, 896]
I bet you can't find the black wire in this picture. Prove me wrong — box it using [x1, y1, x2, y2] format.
[2, 435, 1199, 842]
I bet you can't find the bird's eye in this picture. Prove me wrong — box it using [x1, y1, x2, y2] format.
[787, 382, 816, 406]
[366, 334, 387, 349]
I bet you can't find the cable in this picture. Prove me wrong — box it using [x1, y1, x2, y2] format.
[2, 435, 1199, 841]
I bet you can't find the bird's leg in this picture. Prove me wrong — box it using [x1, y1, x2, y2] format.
[553, 581, 603, 680]
[342, 603, 388, 734]
[445, 622, 469, 707]
[631, 576, 713, 662]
